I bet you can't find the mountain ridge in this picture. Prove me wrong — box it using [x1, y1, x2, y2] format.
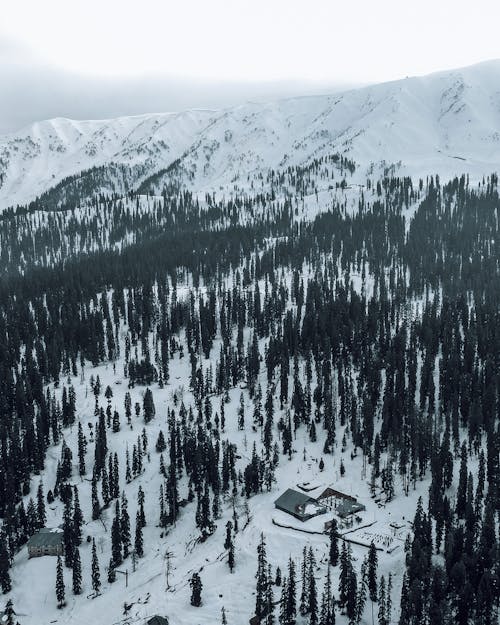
[2, 59, 500, 209]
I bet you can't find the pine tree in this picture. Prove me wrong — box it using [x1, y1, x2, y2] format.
[101, 464, 110, 505]
[224, 520, 233, 550]
[91, 472, 101, 520]
[456, 442, 468, 518]
[137, 485, 146, 527]
[4, 599, 15, 625]
[284, 557, 297, 625]
[367, 542, 378, 602]
[279, 576, 288, 625]
[156, 430, 167, 453]
[228, 540, 235, 573]
[63, 498, 75, 567]
[338, 542, 349, 607]
[111, 500, 123, 566]
[0, 532, 12, 593]
[56, 555, 66, 608]
[134, 510, 144, 557]
[346, 568, 358, 625]
[112, 409, 120, 433]
[255, 533, 268, 619]
[73, 486, 83, 545]
[37, 481, 46, 528]
[120, 492, 131, 559]
[355, 558, 367, 625]
[377, 576, 386, 625]
[386, 573, 392, 623]
[308, 547, 318, 624]
[319, 567, 335, 625]
[329, 519, 339, 566]
[91, 538, 101, 595]
[108, 557, 116, 583]
[78, 422, 86, 476]
[190, 572, 202, 606]
[143, 388, 156, 423]
[265, 563, 275, 625]
[72, 547, 82, 595]
[300, 546, 309, 616]
[275, 567, 282, 586]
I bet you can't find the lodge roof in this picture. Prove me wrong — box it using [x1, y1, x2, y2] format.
[27, 528, 63, 548]
[274, 488, 315, 515]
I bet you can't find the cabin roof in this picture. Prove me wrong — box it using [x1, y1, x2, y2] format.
[27, 528, 63, 548]
[274, 488, 315, 514]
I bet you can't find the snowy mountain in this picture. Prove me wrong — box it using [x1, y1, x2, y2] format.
[2, 59, 500, 210]
[0, 60, 499, 625]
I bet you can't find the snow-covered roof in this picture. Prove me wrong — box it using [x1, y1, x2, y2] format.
[274, 488, 315, 515]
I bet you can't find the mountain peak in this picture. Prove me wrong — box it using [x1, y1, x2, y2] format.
[1, 60, 500, 210]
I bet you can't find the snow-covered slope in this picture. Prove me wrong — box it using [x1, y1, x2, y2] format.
[1, 59, 500, 209]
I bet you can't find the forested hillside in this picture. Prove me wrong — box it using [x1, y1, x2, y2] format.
[0, 147, 498, 625]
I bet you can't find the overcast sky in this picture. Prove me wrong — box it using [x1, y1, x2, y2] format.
[2, 0, 500, 133]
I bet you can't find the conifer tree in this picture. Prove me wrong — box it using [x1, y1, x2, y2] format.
[319, 567, 335, 625]
[284, 557, 297, 625]
[78, 422, 86, 476]
[308, 547, 318, 624]
[355, 558, 367, 624]
[255, 533, 268, 619]
[265, 563, 275, 625]
[228, 540, 235, 573]
[91, 538, 101, 595]
[111, 500, 123, 566]
[91, 472, 101, 520]
[108, 557, 116, 583]
[377, 576, 386, 625]
[275, 567, 282, 586]
[300, 546, 309, 616]
[190, 572, 202, 606]
[367, 542, 378, 602]
[137, 485, 146, 527]
[73, 486, 83, 545]
[224, 521, 233, 550]
[4, 599, 15, 625]
[56, 555, 66, 608]
[72, 547, 82, 595]
[120, 492, 131, 559]
[156, 430, 167, 453]
[329, 519, 339, 566]
[143, 388, 156, 423]
[63, 498, 75, 567]
[134, 510, 144, 557]
[37, 481, 46, 527]
[0, 533, 11, 593]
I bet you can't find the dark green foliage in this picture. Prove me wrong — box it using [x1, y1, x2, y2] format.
[72, 547, 82, 595]
[190, 572, 202, 607]
[56, 555, 65, 608]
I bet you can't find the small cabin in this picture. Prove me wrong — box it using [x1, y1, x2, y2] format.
[27, 528, 64, 558]
[274, 488, 326, 522]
